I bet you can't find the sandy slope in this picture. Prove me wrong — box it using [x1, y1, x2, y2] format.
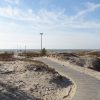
[48, 57, 100, 80]
[0, 60, 73, 100]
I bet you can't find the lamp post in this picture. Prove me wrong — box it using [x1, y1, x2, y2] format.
[40, 33, 43, 51]
[25, 45, 26, 53]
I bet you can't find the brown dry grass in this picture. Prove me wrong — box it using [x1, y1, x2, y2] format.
[18, 52, 41, 58]
[76, 51, 100, 57]
[0, 52, 15, 61]
[49, 51, 100, 72]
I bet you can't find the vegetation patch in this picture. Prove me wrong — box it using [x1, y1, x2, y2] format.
[0, 52, 15, 61]
[18, 52, 41, 58]
[49, 51, 100, 72]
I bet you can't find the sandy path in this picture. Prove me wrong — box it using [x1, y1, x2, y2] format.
[37, 57, 100, 100]
[47, 57, 100, 80]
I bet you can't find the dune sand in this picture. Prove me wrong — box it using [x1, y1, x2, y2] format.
[0, 59, 73, 100]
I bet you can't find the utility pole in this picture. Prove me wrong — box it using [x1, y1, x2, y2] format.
[17, 44, 18, 53]
[40, 33, 43, 51]
[25, 45, 26, 53]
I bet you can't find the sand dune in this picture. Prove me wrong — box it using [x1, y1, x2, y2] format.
[0, 58, 73, 100]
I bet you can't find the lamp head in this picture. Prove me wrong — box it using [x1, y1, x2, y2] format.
[40, 33, 43, 35]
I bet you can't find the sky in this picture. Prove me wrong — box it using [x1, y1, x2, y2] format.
[0, 0, 100, 49]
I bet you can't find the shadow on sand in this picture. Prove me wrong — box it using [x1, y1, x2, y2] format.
[49, 75, 73, 88]
[0, 81, 41, 100]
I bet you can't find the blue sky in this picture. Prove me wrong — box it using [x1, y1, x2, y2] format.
[0, 0, 100, 49]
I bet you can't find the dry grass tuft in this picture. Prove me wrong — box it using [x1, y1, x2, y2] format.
[49, 51, 100, 72]
[18, 52, 41, 58]
[0, 52, 15, 61]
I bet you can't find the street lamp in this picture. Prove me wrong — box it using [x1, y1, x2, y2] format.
[40, 33, 43, 51]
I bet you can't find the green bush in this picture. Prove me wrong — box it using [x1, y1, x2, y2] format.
[41, 48, 47, 56]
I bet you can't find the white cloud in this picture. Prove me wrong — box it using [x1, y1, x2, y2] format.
[72, 2, 100, 20]
[0, 2, 100, 49]
[4, 0, 21, 4]
[0, 6, 19, 17]
[0, 4, 100, 32]
[87, 2, 100, 10]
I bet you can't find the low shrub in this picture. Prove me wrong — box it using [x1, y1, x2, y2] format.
[87, 57, 100, 71]
[18, 52, 41, 58]
[0, 52, 14, 61]
[41, 48, 47, 56]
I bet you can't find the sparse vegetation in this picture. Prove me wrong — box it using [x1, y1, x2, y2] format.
[18, 52, 41, 58]
[41, 48, 47, 56]
[0, 59, 72, 100]
[76, 51, 100, 57]
[0, 52, 14, 61]
[49, 51, 100, 72]
[25, 60, 57, 74]
[88, 57, 100, 71]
